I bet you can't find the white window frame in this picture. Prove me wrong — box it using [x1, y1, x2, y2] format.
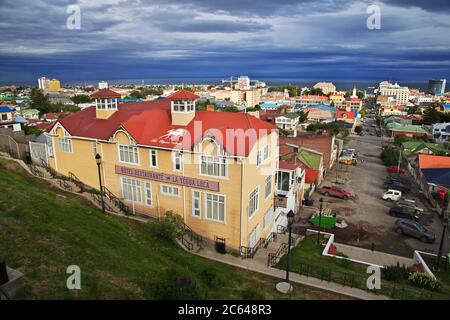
[200, 155, 227, 178]
[263, 207, 273, 230]
[257, 145, 269, 166]
[118, 144, 139, 165]
[160, 184, 180, 197]
[248, 186, 259, 218]
[144, 182, 152, 207]
[204, 192, 226, 223]
[248, 224, 260, 248]
[265, 175, 272, 199]
[192, 190, 201, 218]
[92, 142, 97, 157]
[120, 177, 142, 203]
[58, 138, 72, 153]
[150, 149, 158, 168]
[173, 152, 182, 172]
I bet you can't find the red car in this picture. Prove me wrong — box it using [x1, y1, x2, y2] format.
[319, 186, 353, 200]
[387, 166, 405, 174]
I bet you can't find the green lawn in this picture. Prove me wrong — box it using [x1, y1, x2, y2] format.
[276, 236, 450, 300]
[0, 159, 347, 300]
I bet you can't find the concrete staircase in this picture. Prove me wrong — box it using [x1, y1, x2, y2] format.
[27, 162, 150, 222]
[253, 232, 304, 267]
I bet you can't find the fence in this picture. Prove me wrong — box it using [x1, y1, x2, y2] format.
[0, 129, 35, 161]
[291, 260, 434, 300]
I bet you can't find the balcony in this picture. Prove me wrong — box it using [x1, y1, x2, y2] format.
[275, 195, 288, 208]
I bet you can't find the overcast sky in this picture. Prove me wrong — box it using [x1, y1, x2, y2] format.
[0, 0, 449, 83]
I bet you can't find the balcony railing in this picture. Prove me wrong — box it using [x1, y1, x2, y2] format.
[275, 195, 288, 208]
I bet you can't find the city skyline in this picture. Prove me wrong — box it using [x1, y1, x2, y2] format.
[1, 0, 450, 83]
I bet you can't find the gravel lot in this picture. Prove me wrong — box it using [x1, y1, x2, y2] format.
[297, 117, 450, 259]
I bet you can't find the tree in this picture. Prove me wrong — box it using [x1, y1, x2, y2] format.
[70, 94, 92, 105]
[29, 88, 51, 114]
[302, 88, 325, 96]
[381, 147, 400, 166]
[268, 85, 298, 97]
[296, 110, 309, 123]
[129, 90, 143, 99]
[394, 134, 412, 146]
[150, 211, 184, 242]
[344, 90, 364, 99]
[222, 106, 239, 112]
[354, 126, 363, 134]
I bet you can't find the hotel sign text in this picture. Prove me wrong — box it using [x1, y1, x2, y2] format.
[115, 165, 219, 192]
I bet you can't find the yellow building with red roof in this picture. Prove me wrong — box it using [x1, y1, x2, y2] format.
[46, 89, 279, 254]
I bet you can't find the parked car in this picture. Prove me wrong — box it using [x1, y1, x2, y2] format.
[387, 166, 406, 174]
[389, 206, 419, 222]
[384, 181, 410, 193]
[319, 186, 353, 200]
[395, 199, 424, 214]
[394, 219, 436, 243]
[382, 189, 402, 201]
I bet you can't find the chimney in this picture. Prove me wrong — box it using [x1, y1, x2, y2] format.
[206, 104, 215, 112]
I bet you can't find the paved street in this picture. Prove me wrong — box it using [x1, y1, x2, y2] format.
[299, 116, 450, 259]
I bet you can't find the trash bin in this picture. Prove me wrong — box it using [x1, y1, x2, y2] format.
[215, 237, 226, 254]
[304, 198, 314, 206]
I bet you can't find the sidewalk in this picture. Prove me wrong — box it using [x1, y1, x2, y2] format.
[193, 246, 391, 300]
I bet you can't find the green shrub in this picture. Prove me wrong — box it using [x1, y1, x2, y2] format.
[380, 147, 400, 166]
[408, 272, 441, 291]
[150, 211, 184, 241]
[154, 268, 202, 299]
[382, 263, 409, 281]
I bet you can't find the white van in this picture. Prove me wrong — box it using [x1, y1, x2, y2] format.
[382, 189, 402, 201]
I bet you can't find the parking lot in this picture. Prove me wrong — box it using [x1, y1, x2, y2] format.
[298, 116, 450, 258]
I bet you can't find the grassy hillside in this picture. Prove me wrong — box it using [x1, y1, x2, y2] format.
[0, 159, 346, 299]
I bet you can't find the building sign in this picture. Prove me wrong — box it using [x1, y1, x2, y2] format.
[115, 165, 219, 192]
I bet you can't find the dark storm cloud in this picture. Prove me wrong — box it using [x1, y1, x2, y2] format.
[0, 0, 449, 82]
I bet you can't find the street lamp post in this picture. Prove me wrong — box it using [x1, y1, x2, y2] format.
[317, 197, 324, 244]
[276, 209, 295, 294]
[436, 216, 448, 269]
[95, 153, 106, 214]
[285, 210, 295, 282]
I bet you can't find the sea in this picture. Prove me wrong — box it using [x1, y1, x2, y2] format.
[0, 78, 432, 92]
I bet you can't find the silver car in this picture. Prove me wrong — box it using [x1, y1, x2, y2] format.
[394, 219, 436, 243]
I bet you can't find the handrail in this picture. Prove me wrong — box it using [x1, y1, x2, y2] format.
[267, 242, 288, 267]
[277, 225, 287, 234]
[68, 172, 87, 192]
[88, 189, 114, 212]
[102, 186, 132, 215]
[180, 236, 194, 251]
[240, 237, 265, 259]
[261, 232, 277, 248]
[182, 222, 203, 247]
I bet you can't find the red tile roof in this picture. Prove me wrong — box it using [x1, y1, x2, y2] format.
[42, 112, 59, 120]
[336, 110, 355, 120]
[279, 159, 303, 171]
[167, 89, 199, 100]
[280, 134, 333, 169]
[52, 98, 276, 157]
[91, 89, 121, 99]
[418, 154, 450, 169]
[305, 168, 319, 183]
[299, 95, 329, 100]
